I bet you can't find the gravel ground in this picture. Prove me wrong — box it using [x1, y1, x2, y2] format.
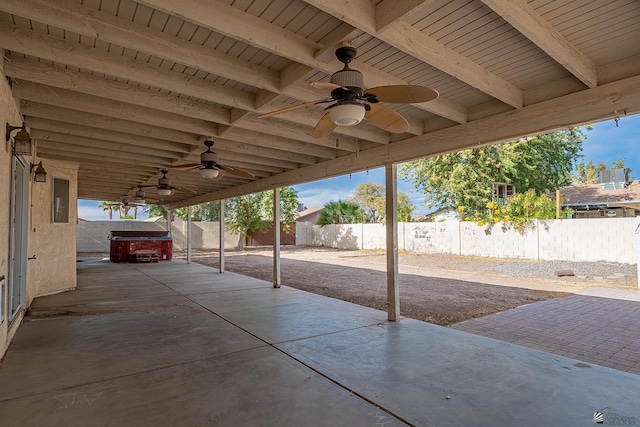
[362, 252, 637, 286]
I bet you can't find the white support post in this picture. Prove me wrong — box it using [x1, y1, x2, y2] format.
[385, 163, 400, 321]
[186, 205, 192, 264]
[273, 188, 281, 288]
[166, 209, 172, 236]
[219, 199, 225, 274]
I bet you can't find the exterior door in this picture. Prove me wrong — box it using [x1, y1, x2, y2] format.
[9, 157, 28, 321]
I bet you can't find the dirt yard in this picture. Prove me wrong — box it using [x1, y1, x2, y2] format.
[171, 247, 636, 326]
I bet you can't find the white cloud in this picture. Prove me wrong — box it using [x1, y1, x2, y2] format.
[296, 187, 352, 208]
[77, 204, 112, 221]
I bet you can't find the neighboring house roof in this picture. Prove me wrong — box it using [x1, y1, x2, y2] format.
[558, 181, 640, 209]
[296, 206, 324, 223]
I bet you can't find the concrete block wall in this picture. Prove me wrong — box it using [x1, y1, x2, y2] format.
[538, 217, 640, 263]
[297, 217, 640, 264]
[312, 224, 363, 250]
[77, 220, 241, 252]
[460, 221, 540, 259]
[295, 222, 314, 246]
[403, 222, 460, 255]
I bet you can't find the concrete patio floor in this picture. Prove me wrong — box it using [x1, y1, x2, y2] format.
[0, 259, 638, 426]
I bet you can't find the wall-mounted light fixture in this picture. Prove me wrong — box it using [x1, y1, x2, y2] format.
[6, 122, 33, 155]
[30, 161, 47, 183]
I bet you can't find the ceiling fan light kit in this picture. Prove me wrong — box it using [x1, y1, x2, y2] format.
[157, 187, 173, 196]
[329, 102, 366, 126]
[199, 167, 220, 179]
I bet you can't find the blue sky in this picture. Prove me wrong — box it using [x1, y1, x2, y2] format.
[78, 113, 640, 220]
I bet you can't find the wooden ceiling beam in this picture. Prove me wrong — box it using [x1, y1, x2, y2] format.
[15, 83, 218, 136]
[479, 0, 597, 88]
[375, 0, 435, 32]
[37, 148, 170, 169]
[36, 138, 177, 163]
[3, 54, 233, 125]
[6, 52, 389, 145]
[0, 26, 249, 117]
[314, 25, 361, 63]
[218, 127, 338, 160]
[137, 0, 467, 123]
[0, 0, 280, 93]
[21, 102, 201, 146]
[0, 3, 400, 140]
[303, 0, 523, 108]
[28, 118, 192, 154]
[180, 139, 319, 166]
[234, 117, 357, 153]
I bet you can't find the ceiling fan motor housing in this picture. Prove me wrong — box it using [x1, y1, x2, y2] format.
[330, 69, 364, 93]
[201, 150, 219, 163]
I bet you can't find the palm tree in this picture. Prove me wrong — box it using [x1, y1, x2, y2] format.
[98, 201, 117, 219]
[317, 200, 363, 225]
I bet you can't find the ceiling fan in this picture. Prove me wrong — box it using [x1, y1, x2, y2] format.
[130, 185, 160, 204]
[175, 140, 255, 179]
[140, 169, 197, 197]
[257, 44, 439, 138]
[104, 193, 145, 209]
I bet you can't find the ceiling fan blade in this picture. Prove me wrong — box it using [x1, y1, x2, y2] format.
[310, 81, 342, 90]
[365, 103, 410, 134]
[365, 85, 439, 104]
[257, 99, 332, 119]
[312, 111, 338, 138]
[173, 163, 203, 170]
[174, 187, 197, 195]
[219, 165, 254, 178]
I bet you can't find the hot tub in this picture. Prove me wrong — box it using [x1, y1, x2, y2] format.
[109, 230, 173, 263]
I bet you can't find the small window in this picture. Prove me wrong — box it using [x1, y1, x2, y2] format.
[53, 178, 69, 223]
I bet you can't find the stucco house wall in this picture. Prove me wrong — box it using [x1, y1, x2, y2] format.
[0, 62, 78, 359]
[28, 159, 78, 299]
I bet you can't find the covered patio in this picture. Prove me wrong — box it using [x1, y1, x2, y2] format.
[2, 1, 640, 424]
[0, 258, 638, 426]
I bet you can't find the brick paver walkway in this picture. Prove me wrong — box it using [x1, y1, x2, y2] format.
[452, 293, 640, 375]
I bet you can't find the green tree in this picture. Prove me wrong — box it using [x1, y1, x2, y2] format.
[225, 194, 266, 249]
[349, 182, 415, 222]
[98, 201, 116, 219]
[317, 200, 363, 225]
[400, 128, 587, 211]
[143, 187, 298, 248]
[349, 183, 385, 222]
[143, 204, 167, 219]
[396, 193, 415, 222]
[260, 187, 299, 231]
[573, 158, 629, 184]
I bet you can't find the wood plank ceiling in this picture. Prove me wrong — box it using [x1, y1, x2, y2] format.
[0, 0, 639, 208]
